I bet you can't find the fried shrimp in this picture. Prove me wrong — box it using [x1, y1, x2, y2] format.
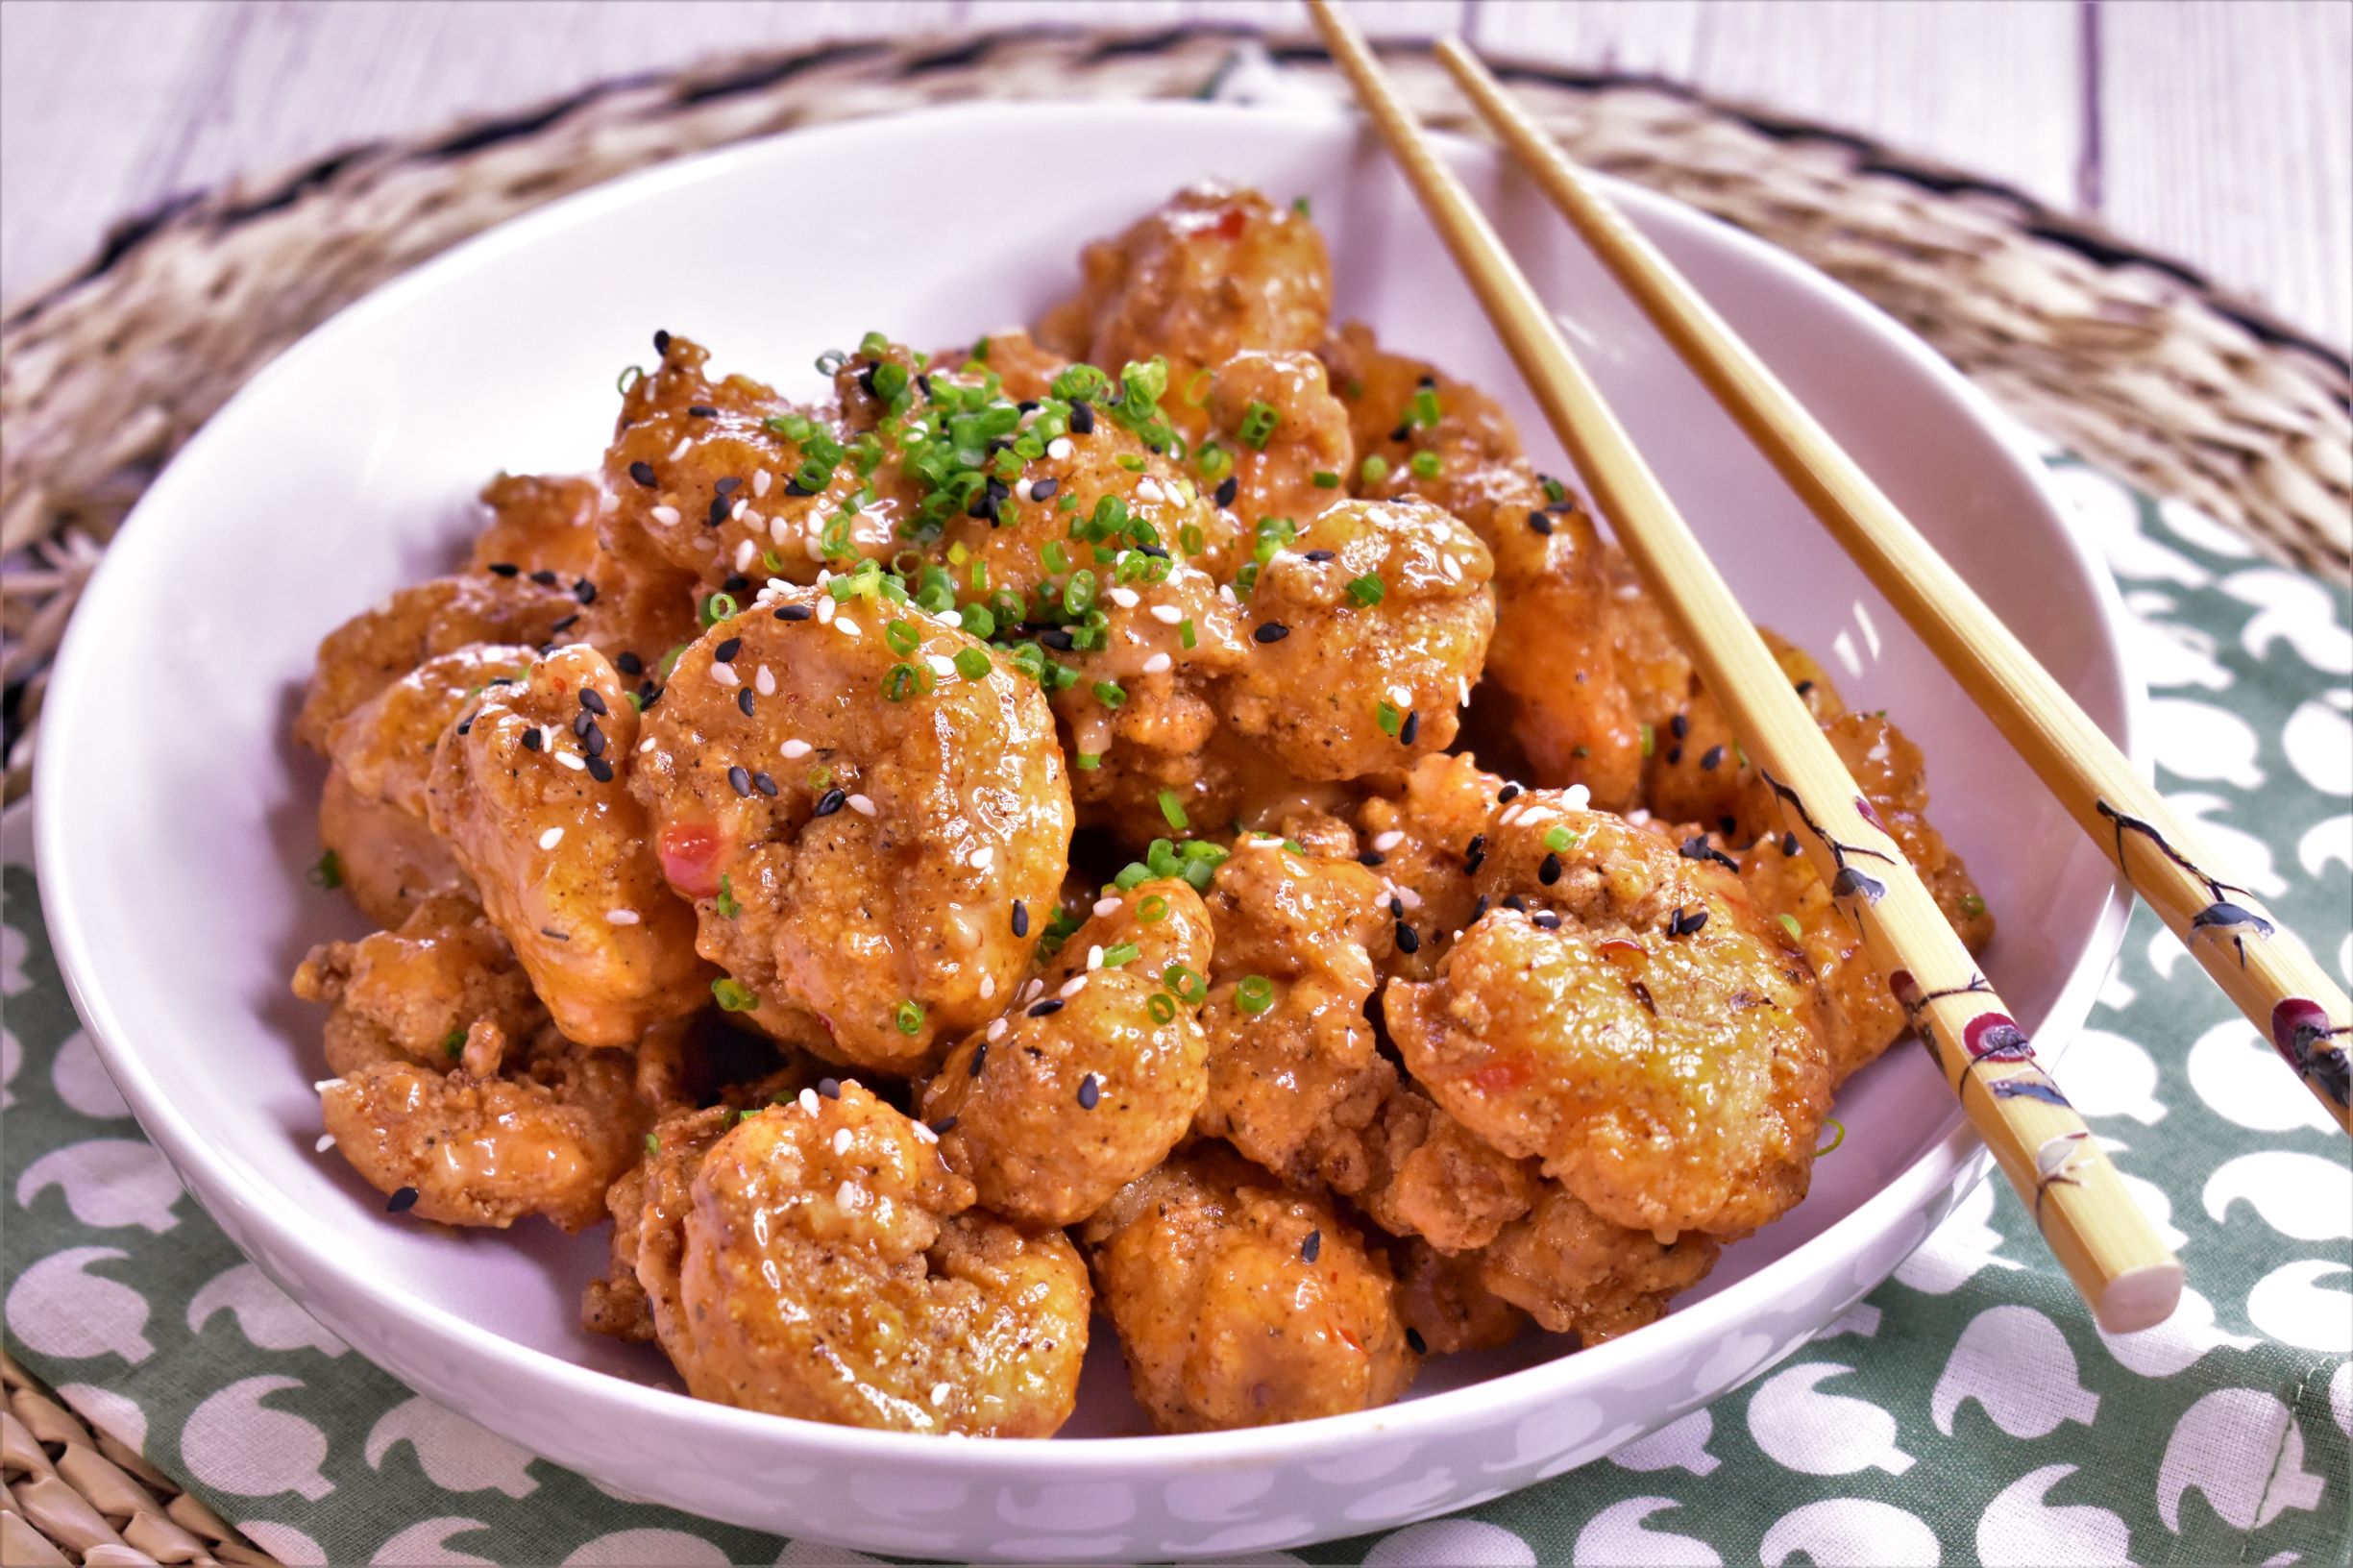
[1478, 1183, 1721, 1346]
[468, 472, 603, 581]
[1225, 497, 1495, 780]
[921, 879, 1213, 1227]
[296, 574, 577, 751]
[653, 1082, 1090, 1435]
[318, 769, 469, 929]
[1194, 837, 1397, 1190]
[1198, 349, 1355, 529]
[629, 585, 1072, 1071]
[293, 894, 547, 1079]
[1383, 794, 1833, 1239]
[429, 644, 711, 1047]
[1354, 751, 1511, 983]
[317, 1024, 648, 1232]
[1081, 1144, 1416, 1433]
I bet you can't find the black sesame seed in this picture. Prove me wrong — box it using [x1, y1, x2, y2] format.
[1011, 900, 1030, 937]
[751, 771, 778, 796]
[1700, 746, 1727, 772]
[1532, 910, 1561, 930]
[1670, 713, 1689, 740]
[1666, 747, 1682, 766]
[487, 561, 520, 576]
[737, 688, 756, 717]
[1406, 1327, 1428, 1354]
[386, 1186, 420, 1213]
[1041, 627, 1076, 650]
[1389, 895, 1405, 918]
[1030, 478, 1059, 502]
[1357, 849, 1385, 868]
[1028, 998, 1065, 1018]
[587, 755, 615, 783]
[653, 330, 672, 355]
[1470, 894, 1490, 921]
[1498, 783, 1522, 803]
[688, 404, 717, 418]
[715, 476, 741, 495]
[969, 1041, 988, 1076]
[1795, 680, 1816, 697]
[579, 688, 608, 715]
[616, 652, 644, 675]
[550, 614, 579, 635]
[715, 637, 742, 662]
[1502, 894, 1528, 912]
[783, 477, 813, 497]
[573, 711, 594, 738]
[722, 574, 749, 593]
[919, 375, 936, 400]
[928, 1115, 959, 1136]
[530, 569, 559, 586]
[1301, 1229, 1322, 1262]
[1388, 422, 1412, 442]
[1538, 852, 1562, 885]
[455, 718, 474, 736]
[629, 461, 658, 488]
[727, 765, 751, 796]
[1718, 814, 1739, 836]
[1076, 1074, 1100, 1110]
[1527, 509, 1554, 536]
[1394, 921, 1420, 954]
[775, 604, 812, 622]
[1416, 374, 1437, 389]
[1399, 710, 1420, 745]
[638, 680, 662, 708]
[857, 364, 878, 399]
[521, 728, 545, 752]
[1252, 623, 1290, 644]
[1304, 549, 1336, 562]
[1068, 400, 1095, 434]
[818, 1077, 842, 1099]
[814, 787, 846, 817]
[707, 496, 729, 527]
[1213, 476, 1238, 508]
[1783, 832, 1801, 857]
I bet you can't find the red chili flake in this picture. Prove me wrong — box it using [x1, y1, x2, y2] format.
[1470, 1060, 1528, 1094]
[1214, 208, 1248, 239]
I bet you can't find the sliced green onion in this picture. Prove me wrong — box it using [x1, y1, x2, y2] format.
[1237, 401, 1280, 450]
[1164, 964, 1208, 1005]
[1102, 942, 1140, 968]
[712, 977, 758, 1012]
[895, 998, 925, 1036]
[1094, 679, 1127, 708]
[1640, 722, 1655, 758]
[442, 1029, 465, 1060]
[1377, 700, 1403, 737]
[1235, 975, 1275, 1015]
[953, 646, 992, 681]
[885, 620, 919, 656]
[1409, 450, 1443, 479]
[1777, 913, 1804, 942]
[1311, 470, 1340, 489]
[1158, 790, 1189, 830]
[1346, 573, 1385, 606]
[1146, 992, 1178, 1024]
[1360, 453, 1389, 485]
[307, 849, 344, 891]
[716, 873, 741, 919]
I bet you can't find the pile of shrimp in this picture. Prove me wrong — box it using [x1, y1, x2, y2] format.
[293, 184, 1994, 1438]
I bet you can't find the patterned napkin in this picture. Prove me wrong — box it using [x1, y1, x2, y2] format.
[4, 459, 2348, 1566]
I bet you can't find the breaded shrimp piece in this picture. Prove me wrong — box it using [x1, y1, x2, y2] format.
[922, 880, 1214, 1227]
[1478, 1183, 1720, 1346]
[926, 327, 1068, 403]
[1194, 837, 1397, 1190]
[1073, 725, 1348, 853]
[1354, 751, 1511, 983]
[1638, 631, 1837, 835]
[1037, 184, 1332, 423]
[296, 574, 576, 751]
[1225, 498, 1494, 781]
[660, 1083, 1090, 1435]
[1199, 350, 1354, 531]
[583, 1102, 735, 1343]
[429, 644, 710, 1046]
[329, 643, 539, 820]
[318, 1024, 648, 1232]
[1324, 322, 1644, 804]
[293, 894, 547, 1079]
[1350, 1083, 1541, 1255]
[577, 543, 700, 685]
[318, 769, 469, 929]
[469, 472, 603, 581]
[1383, 796, 1833, 1239]
[1390, 1236, 1526, 1355]
[629, 586, 1072, 1072]
[1081, 1144, 1417, 1433]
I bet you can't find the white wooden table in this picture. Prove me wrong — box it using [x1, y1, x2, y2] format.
[2, 0, 2347, 351]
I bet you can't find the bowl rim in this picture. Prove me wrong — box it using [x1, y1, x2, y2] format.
[34, 97, 2142, 1473]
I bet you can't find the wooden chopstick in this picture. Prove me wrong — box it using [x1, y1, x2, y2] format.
[1434, 37, 2353, 1139]
[1306, 0, 2184, 1333]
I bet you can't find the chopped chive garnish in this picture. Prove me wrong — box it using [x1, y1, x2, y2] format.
[1075, 751, 1102, 770]
[953, 646, 992, 681]
[715, 874, 741, 919]
[1360, 453, 1389, 485]
[1102, 942, 1140, 968]
[1164, 964, 1208, 1004]
[1777, 913, 1804, 941]
[1311, 470, 1340, 489]
[307, 849, 344, 891]
[1136, 894, 1169, 924]
[1147, 992, 1178, 1024]
[1640, 723, 1656, 758]
[1094, 679, 1127, 708]
[712, 978, 757, 1012]
[442, 1029, 465, 1060]
[895, 998, 925, 1035]
[1346, 573, 1386, 606]
[1377, 700, 1403, 736]
[1409, 450, 1443, 479]
[1236, 401, 1280, 450]
[1235, 975, 1275, 1015]
[1158, 790, 1189, 830]
[1544, 825, 1577, 853]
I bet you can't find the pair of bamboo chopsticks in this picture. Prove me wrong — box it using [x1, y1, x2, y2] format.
[1302, 0, 2347, 1334]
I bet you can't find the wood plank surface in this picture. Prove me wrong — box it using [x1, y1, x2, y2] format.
[0, 0, 2345, 349]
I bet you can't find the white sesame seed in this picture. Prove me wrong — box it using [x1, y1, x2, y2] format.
[640, 737, 657, 753]
[1136, 478, 1164, 503]
[1458, 676, 1472, 706]
[600, 490, 620, 514]
[913, 1120, 939, 1144]
[835, 616, 861, 638]
[832, 1128, 854, 1156]
[732, 539, 758, 573]
[939, 608, 963, 628]
[799, 1088, 821, 1115]
[1047, 436, 1074, 460]
[755, 665, 776, 697]
[606, 908, 642, 926]
[1019, 978, 1042, 1003]
[650, 504, 681, 527]
[1143, 651, 1172, 674]
[817, 597, 835, 624]
[669, 437, 693, 462]
[1397, 886, 1423, 910]
[1374, 829, 1406, 851]
[742, 508, 763, 532]
[770, 514, 791, 546]
[968, 846, 994, 870]
[538, 826, 565, 850]
[711, 662, 741, 688]
[313, 1079, 341, 1092]
[553, 750, 586, 772]
[1440, 553, 1463, 581]
[988, 1017, 1009, 1043]
[1108, 587, 1140, 609]
[1093, 895, 1121, 917]
[1087, 944, 1105, 970]
[930, 1382, 951, 1409]
[1388, 684, 1414, 708]
[835, 1181, 861, 1210]
[1219, 585, 1239, 606]
[314, 1134, 336, 1153]
[1562, 784, 1592, 811]
[1059, 975, 1088, 999]
[848, 794, 876, 817]
[1015, 479, 1034, 502]
[1150, 603, 1183, 625]
[780, 738, 811, 759]
[979, 972, 996, 1000]
[732, 498, 749, 523]
[927, 654, 956, 678]
[753, 469, 772, 498]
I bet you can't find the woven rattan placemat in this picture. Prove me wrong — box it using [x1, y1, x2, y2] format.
[1, 26, 2348, 1564]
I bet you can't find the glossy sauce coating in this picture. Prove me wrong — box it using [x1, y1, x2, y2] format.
[296, 574, 576, 753]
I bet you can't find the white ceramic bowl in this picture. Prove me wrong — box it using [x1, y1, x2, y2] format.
[37, 102, 2137, 1560]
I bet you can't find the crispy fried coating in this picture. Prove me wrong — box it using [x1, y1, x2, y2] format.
[318, 768, 469, 928]
[1081, 1145, 1416, 1433]
[1478, 1183, 1720, 1346]
[1354, 750, 1509, 984]
[293, 894, 547, 1079]
[1390, 1236, 1527, 1355]
[1199, 349, 1355, 530]
[469, 472, 603, 581]
[297, 575, 576, 753]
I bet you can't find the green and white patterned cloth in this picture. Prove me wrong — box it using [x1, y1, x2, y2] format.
[5, 457, 2348, 1566]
